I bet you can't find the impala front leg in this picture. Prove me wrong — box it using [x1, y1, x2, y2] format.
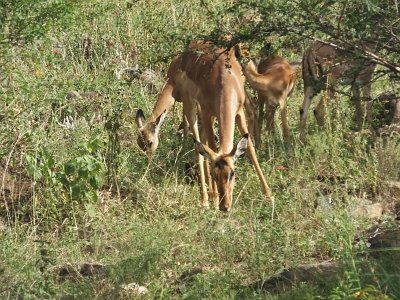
[279, 100, 290, 143]
[197, 148, 209, 208]
[201, 114, 219, 205]
[185, 104, 209, 208]
[265, 103, 277, 133]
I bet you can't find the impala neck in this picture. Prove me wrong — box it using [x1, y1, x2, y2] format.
[218, 99, 239, 154]
[148, 80, 175, 122]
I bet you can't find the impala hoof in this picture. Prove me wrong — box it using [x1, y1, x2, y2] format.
[201, 202, 210, 209]
[219, 205, 231, 212]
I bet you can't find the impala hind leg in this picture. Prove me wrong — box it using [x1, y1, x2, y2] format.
[279, 99, 290, 142]
[362, 82, 373, 125]
[313, 96, 327, 127]
[264, 101, 279, 143]
[352, 83, 373, 130]
[257, 93, 266, 146]
[299, 85, 315, 141]
[244, 91, 260, 147]
[236, 109, 273, 200]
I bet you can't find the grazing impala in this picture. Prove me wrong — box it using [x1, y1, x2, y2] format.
[136, 41, 272, 211]
[243, 56, 298, 143]
[299, 41, 376, 140]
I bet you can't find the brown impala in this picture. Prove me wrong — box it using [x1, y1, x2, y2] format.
[244, 56, 298, 144]
[136, 41, 272, 211]
[299, 41, 376, 140]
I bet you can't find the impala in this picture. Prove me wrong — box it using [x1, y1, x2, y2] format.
[299, 41, 376, 140]
[136, 41, 272, 211]
[243, 56, 298, 143]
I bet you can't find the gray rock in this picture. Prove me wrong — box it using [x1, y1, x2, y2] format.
[351, 202, 384, 220]
[388, 182, 400, 200]
[262, 261, 344, 293]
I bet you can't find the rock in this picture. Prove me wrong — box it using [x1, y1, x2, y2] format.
[178, 267, 203, 282]
[57, 262, 105, 281]
[377, 124, 400, 136]
[115, 67, 140, 81]
[65, 91, 82, 100]
[388, 182, 400, 200]
[262, 261, 344, 293]
[0, 164, 33, 214]
[120, 283, 149, 295]
[137, 68, 163, 89]
[79, 262, 105, 276]
[0, 218, 5, 232]
[368, 229, 400, 249]
[78, 91, 101, 99]
[58, 264, 79, 282]
[115, 67, 163, 90]
[65, 91, 101, 101]
[351, 202, 384, 220]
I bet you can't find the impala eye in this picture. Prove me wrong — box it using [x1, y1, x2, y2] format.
[229, 170, 235, 180]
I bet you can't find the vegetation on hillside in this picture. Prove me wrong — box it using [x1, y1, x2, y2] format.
[1, 0, 399, 299]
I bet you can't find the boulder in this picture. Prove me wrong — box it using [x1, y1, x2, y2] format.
[262, 261, 344, 293]
[351, 202, 384, 220]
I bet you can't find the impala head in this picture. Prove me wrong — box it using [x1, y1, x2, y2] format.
[135, 109, 167, 155]
[195, 134, 249, 212]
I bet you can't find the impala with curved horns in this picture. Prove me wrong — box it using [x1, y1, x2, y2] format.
[136, 41, 272, 211]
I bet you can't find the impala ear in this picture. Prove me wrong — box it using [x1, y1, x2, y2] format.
[194, 139, 217, 161]
[231, 133, 249, 161]
[154, 110, 167, 131]
[135, 109, 145, 128]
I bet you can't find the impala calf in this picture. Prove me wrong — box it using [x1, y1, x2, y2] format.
[244, 56, 297, 143]
[300, 41, 376, 140]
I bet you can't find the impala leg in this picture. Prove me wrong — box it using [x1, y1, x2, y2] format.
[244, 91, 259, 147]
[185, 103, 209, 208]
[201, 113, 218, 204]
[236, 109, 273, 200]
[351, 84, 364, 130]
[183, 114, 189, 138]
[314, 96, 327, 127]
[361, 82, 373, 125]
[265, 103, 277, 133]
[392, 100, 400, 123]
[299, 85, 314, 141]
[257, 93, 266, 146]
[279, 99, 290, 143]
